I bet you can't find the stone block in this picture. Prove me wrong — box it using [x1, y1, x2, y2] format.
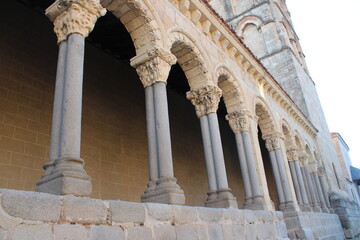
[54, 224, 88, 240]
[109, 200, 145, 224]
[256, 223, 277, 239]
[125, 227, 152, 240]
[198, 207, 223, 222]
[0, 190, 61, 222]
[62, 196, 107, 224]
[146, 203, 173, 222]
[154, 225, 176, 240]
[244, 210, 257, 223]
[173, 205, 198, 224]
[207, 224, 223, 240]
[175, 225, 197, 240]
[89, 225, 124, 240]
[232, 224, 245, 240]
[244, 223, 256, 240]
[196, 225, 209, 239]
[0, 228, 8, 240]
[229, 209, 244, 223]
[277, 222, 288, 238]
[222, 224, 233, 240]
[13, 225, 52, 240]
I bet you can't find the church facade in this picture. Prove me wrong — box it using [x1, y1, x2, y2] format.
[0, 0, 359, 239]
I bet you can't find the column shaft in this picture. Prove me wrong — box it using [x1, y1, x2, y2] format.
[45, 41, 67, 176]
[305, 167, 321, 212]
[242, 131, 262, 200]
[59, 34, 84, 158]
[274, 149, 292, 203]
[319, 175, 331, 208]
[235, 133, 252, 203]
[208, 113, 229, 190]
[145, 86, 158, 182]
[289, 161, 303, 206]
[200, 115, 217, 193]
[313, 172, 329, 213]
[268, 150, 285, 205]
[301, 167, 312, 206]
[294, 161, 310, 207]
[153, 82, 173, 178]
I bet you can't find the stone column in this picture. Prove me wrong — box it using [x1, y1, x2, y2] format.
[294, 160, 311, 211]
[187, 85, 237, 208]
[312, 171, 330, 213]
[264, 133, 294, 210]
[318, 168, 333, 212]
[303, 166, 322, 212]
[286, 148, 303, 207]
[131, 48, 185, 205]
[226, 111, 266, 210]
[36, 0, 106, 196]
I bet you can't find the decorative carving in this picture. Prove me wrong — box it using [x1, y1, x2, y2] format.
[134, 48, 177, 87]
[225, 110, 250, 133]
[47, 0, 106, 43]
[186, 85, 222, 117]
[286, 146, 299, 162]
[263, 132, 283, 151]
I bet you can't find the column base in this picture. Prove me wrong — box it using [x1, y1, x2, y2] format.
[243, 195, 267, 210]
[311, 205, 322, 212]
[301, 204, 312, 212]
[36, 171, 92, 197]
[321, 206, 330, 213]
[279, 201, 296, 212]
[141, 177, 185, 205]
[205, 188, 238, 208]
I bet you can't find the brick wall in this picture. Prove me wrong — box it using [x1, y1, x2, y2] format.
[0, 1, 244, 207]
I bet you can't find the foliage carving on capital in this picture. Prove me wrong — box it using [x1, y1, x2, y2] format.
[134, 48, 177, 87]
[286, 146, 299, 162]
[47, 0, 106, 43]
[186, 85, 222, 117]
[226, 110, 250, 134]
[263, 132, 283, 151]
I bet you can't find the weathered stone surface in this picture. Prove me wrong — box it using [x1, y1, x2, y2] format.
[62, 196, 107, 224]
[89, 226, 124, 240]
[109, 200, 145, 224]
[0, 190, 61, 222]
[0, 229, 8, 240]
[207, 224, 223, 240]
[146, 203, 173, 221]
[54, 225, 88, 240]
[198, 207, 223, 222]
[13, 225, 52, 240]
[173, 205, 198, 224]
[154, 225, 176, 240]
[175, 225, 197, 240]
[125, 227, 152, 240]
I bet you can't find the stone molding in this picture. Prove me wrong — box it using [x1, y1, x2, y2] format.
[286, 146, 299, 162]
[225, 110, 250, 134]
[186, 85, 222, 117]
[263, 132, 284, 151]
[46, 0, 106, 43]
[131, 48, 177, 88]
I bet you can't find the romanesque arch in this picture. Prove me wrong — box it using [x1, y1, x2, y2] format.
[168, 30, 213, 89]
[255, 98, 276, 135]
[101, 0, 164, 55]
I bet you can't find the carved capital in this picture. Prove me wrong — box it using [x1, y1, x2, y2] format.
[46, 0, 106, 43]
[131, 48, 177, 87]
[286, 146, 299, 162]
[186, 85, 222, 117]
[225, 110, 250, 134]
[263, 132, 283, 151]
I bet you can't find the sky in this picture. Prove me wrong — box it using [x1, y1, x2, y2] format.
[286, 0, 360, 168]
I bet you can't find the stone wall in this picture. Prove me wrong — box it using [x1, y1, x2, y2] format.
[283, 211, 344, 240]
[330, 194, 360, 239]
[0, 189, 289, 240]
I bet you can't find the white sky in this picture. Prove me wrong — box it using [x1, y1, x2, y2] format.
[286, 0, 360, 168]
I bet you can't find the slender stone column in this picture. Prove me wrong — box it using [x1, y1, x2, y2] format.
[304, 167, 322, 212]
[131, 48, 185, 205]
[312, 171, 329, 213]
[36, 0, 106, 196]
[187, 85, 237, 208]
[294, 160, 311, 211]
[318, 168, 332, 211]
[301, 166, 313, 209]
[288, 161, 303, 206]
[226, 111, 266, 210]
[264, 133, 295, 210]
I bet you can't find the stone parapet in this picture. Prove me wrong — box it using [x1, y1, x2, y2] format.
[330, 194, 360, 239]
[0, 189, 289, 240]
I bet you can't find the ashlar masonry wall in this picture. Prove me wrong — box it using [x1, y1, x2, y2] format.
[0, 189, 289, 240]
